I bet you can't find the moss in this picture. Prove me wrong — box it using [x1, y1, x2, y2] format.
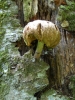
[23, 0, 32, 21]
[0, 51, 9, 64]
[0, 76, 10, 100]
[0, 82, 9, 97]
[66, 14, 75, 31]
[58, 1, 75, 31]
[41, 89, 70, 100]
[0, 0, 10, 10]
[0, 29, 6, 43]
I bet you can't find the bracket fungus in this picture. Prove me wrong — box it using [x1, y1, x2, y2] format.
[23, 20, 60, 59]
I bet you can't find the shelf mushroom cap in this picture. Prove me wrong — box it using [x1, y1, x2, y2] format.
[23, 20, 60, 48]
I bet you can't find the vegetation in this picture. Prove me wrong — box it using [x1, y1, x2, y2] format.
[58, 1, 75, 31]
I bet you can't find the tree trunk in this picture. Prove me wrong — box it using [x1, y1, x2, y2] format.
[14, 0, 25, 27]
[16, 0, 75, 94]
[29, 0, 75, 89]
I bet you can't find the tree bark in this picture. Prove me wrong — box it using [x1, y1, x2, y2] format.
[14, 0, 25, 27]
[29, 0, 75, 89]
[15, 0, 75, 92]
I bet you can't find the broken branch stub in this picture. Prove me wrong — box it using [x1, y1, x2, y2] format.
[23, 20, 60, 59]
